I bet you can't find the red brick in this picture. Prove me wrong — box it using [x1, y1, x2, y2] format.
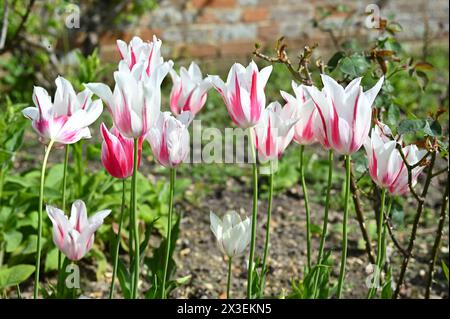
[190, 0, 236, 9]
[242, 7, 269, 22]
[100, 45, 121, 62]
[139, 28, 163, 41]
[258, 22, 280, 42]
[185, 44, 219, 58]
[197, 9, 220, 24]
[219, 41, 255, 57]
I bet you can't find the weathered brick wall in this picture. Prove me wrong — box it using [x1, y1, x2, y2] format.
[99, 0, 449, 62]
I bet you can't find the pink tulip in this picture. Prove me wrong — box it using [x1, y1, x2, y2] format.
[116, 35, 172, 80]
[169, 62, 212, 116]
[280, 81, 317, 145]
[253, 101, 299, 161]
[100, 123, 143, 179]
[305, 74, 384, 155]
[86, 67, 169, 139]
[364, 122, 427, 195]
[147, 111, 192, 168]
[22, 76, 103, 145]
[209, 61, 272, 128]
[46, 200, 110, 261]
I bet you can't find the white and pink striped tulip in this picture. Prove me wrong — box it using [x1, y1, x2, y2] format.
[46, 200, 110, 261]
[364, 123, 427, 195]
[22, 76, 103, 145]
[305, 74, 384, 155]
[280, 81, 317, 145]
[116, 35, 173, 81]
[169, 62, 212, 116]
[147, 111, 193, 168]
[209, 61, 272, 128]
[86, 68, 166, 139]
[100, 123, 142, 179]
[253, 101, 299, 161]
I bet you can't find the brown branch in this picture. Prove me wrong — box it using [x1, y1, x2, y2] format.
[0, 0, 35, 54]
[350, 165, 376, 265]
[431, 167, 448, 179]
[384, 214, 412, 259]
[253, 49, 305, 83]
[0, 0, 9, 50]
[425, 181, 449, 298]
[393, 151, 436, 298]
[253, 38, 317, 86]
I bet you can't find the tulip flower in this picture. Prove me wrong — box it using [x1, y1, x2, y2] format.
[100, 123, 142, 179]
[169, 62, 212, 116]
[147, 111, 192, 298]
[86, 68, 168, 139]
[116, 35, 173, 81]
[280, 81, 317, 145]
[210, 211, 251, 258]
[364, 123, 427, 196]
[253, 101, 299, 162]
[362, 122, 427, 298]
[22, 76, 103, 145]
[146, 111, 192, 168]
[209, 61, 271, 298]
[23, 76, 103, 299]
[304, 74, 384, 298]
[209, 61, 272, 128]
[210, 211, 251, 298]
[280, 81, 317, 273]
[305, 74, 384, 155]
[46, 200, 110, 261]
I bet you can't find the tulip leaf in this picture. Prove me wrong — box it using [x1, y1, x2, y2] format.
[442, 260, 449, 283]
[45, 248, 59, 272]
[4, 230, 23, 253]
[0, 265, 35, 289]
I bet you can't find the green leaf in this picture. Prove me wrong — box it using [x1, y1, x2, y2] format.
[4, 230, 23, 253]
[0, 265, 35, 288]
[442, 260, 449, 283]
[45, 248, 60, 272]
[339, 55, 369, 77]
[398, 119, 442, 137]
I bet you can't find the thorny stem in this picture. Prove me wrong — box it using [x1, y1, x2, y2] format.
[393, 151, 436, 298]
[350, 164, 376, 265]
[34, 139, 55, 299]
[425, 181, 449, 298]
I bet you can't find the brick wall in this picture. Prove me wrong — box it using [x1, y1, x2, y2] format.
[99, 0, 449, 63]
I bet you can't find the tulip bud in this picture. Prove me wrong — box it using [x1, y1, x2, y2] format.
[100, 123, 142, 179]
[210, 211, 251, 258]
[280, 81, 317, 145]
[253, 101, 299, 161]
[364, 122, 427, 195]
[305, 74, 384, 155]
[169, 62, 212, 116]
[209, 61, 272, 128]
[46, 200, 110, 261]
[146, 111, 192, 168]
